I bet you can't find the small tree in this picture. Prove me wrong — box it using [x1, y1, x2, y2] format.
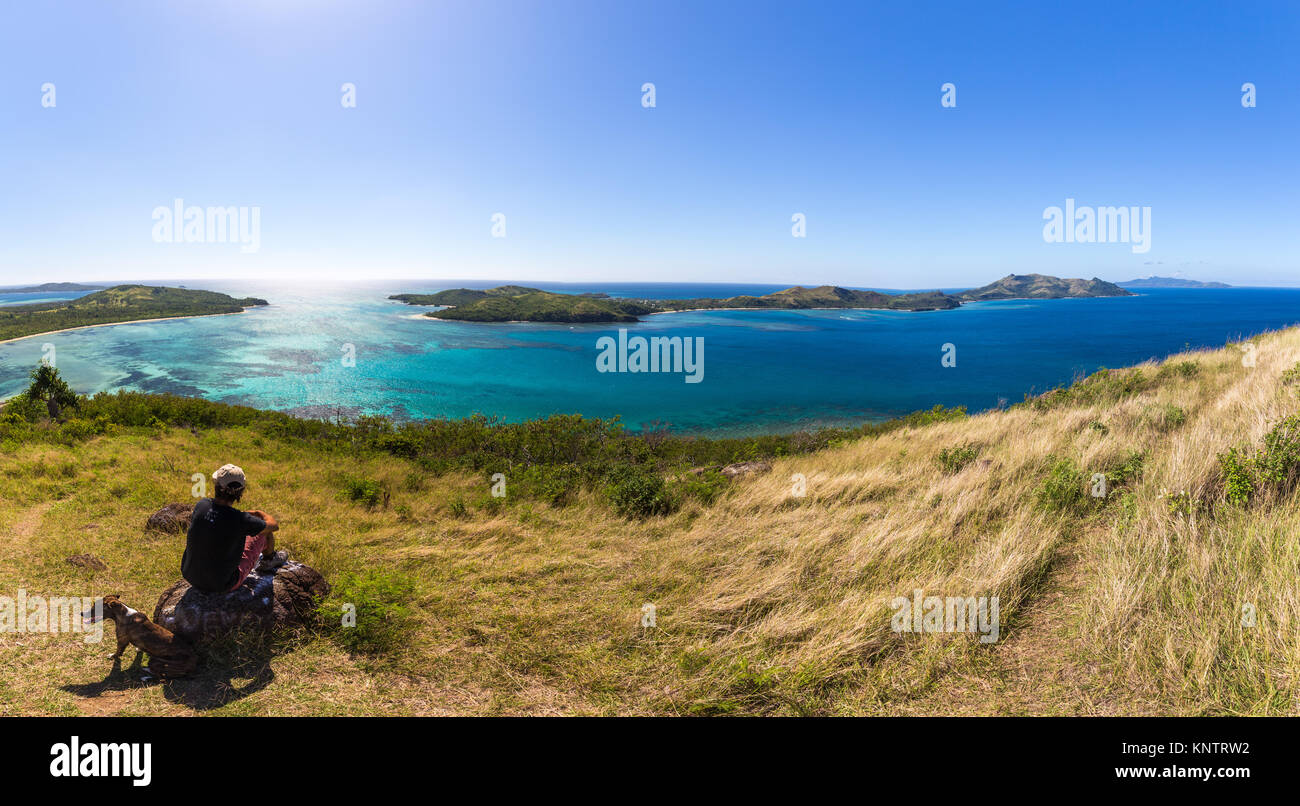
[25, 364, 79, 420]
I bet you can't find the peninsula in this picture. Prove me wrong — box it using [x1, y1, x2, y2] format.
[391, 274, 1132, 323]
[0, 285, 269, 343]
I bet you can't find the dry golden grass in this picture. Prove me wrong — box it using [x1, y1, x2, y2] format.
[2, 328, 1299, 715]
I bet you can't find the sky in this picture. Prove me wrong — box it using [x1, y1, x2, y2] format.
[0, 0, 1296, 288]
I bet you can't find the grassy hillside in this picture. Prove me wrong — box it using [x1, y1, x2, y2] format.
[0, 285, 269, 343]
[957, 274, 1133, 301]
[3, 329, 1299, 715]
[426, 292, 658, 323]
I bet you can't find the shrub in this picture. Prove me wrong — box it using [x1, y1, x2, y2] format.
[1146, 404, 1186, 431]
[341, 476, 388, 508]
[319, 569, 417, 656]
[513, 463, 583, 506]
[1217, 415, 1300, 506]
[1255, 414, 1300, 488]
[1036, 458, 1090, 514]
[1105, 450, 1145, 487]
[935, 444, 978, 474]
[1219, 447, 1255, 506]
[606, 466, 675, 518]
[1282, 362, 1300, 387]
[670, 468, 730, 506]
[1157, 360, 1199, 380]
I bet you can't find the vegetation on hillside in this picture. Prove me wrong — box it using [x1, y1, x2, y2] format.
[391, 284, 960, 322]
[4, 328, 1299, 715]
[0, 285, 268, 343]
[957, 273, 1133, 301]
[391, 276, 1136, 323]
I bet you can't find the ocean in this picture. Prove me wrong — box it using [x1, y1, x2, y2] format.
[2, 282, 1297, 436]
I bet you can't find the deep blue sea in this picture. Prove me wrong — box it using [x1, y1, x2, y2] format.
[2, 281, 1298, 436]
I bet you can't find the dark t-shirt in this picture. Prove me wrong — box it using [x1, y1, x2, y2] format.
[180, 499, 267, 592]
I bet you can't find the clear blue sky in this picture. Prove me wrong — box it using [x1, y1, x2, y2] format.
[0, 0, 1296, 287]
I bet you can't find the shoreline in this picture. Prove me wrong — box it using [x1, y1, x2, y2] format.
[0, 309, 253, 348]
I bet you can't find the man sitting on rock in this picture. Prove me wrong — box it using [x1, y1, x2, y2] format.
[181, 464, 283, 593]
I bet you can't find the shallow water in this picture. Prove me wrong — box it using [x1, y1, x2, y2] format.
[1, 282, 1296, 436]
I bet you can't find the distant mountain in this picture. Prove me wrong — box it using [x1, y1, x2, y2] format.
[957, 274, 1134, 302]
[654, 285, 960, 313]
[1119, 276, 1231, 289]
[2, 282, 105, 293]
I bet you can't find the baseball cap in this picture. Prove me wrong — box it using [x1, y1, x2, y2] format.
[212, 464, 247, 491]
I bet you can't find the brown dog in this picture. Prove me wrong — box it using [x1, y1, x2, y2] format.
[82, 595, 197, 679]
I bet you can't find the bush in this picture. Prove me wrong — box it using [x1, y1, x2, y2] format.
[1282, 362, 1300, 387]
[1219, 447, 1255, 506]
[1146, 404, 1186, 431]
[1157, 360, 1199, 380]
[670, 468, 730, 506]
[1105, 450, 1145, 487]
[513, 463, 583, 506]
[319, 569, 417, 656]
[341, 476, 388, 508]
[606, 466, 675, 519]
[448, 497, 468, 518]
[1036, 458, 1090, 514]
[935, 444, 978, 474]
[1217, 414, 1300, 506]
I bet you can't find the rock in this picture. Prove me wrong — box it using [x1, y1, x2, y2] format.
[719, 460, 772, 479]
[146, 502, 194, 533]
[66, 553, 108, 571]
[153, 560, 330, 641]
[685, 465, 723, 476]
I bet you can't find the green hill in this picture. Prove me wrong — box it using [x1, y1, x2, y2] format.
[0, 285, 269, 342]
[957, 274, 1133, 301]
[429, 291, 657, 323]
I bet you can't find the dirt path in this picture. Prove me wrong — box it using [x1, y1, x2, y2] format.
[892, 533, 1126, 715]
[5, 502, 53, 558]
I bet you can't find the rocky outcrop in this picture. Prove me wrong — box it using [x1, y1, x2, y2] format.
[720, 461, 772, 478]
[152, 560, 330, 641]
[685, 461, 773, 479]
[146, 502, 194, 533]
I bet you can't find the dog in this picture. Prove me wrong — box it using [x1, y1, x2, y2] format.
[82, 595, 197, 679]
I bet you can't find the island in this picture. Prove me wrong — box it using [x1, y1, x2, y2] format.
[390, 274, 1133, 323]
[1118, 276, 1231, 289]
[0, 285, 269, 343]
[955, 274, 1134, 302]
[1, 282, 106, 293]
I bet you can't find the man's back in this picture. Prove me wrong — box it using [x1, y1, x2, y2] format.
[181, 498, 267, 592]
